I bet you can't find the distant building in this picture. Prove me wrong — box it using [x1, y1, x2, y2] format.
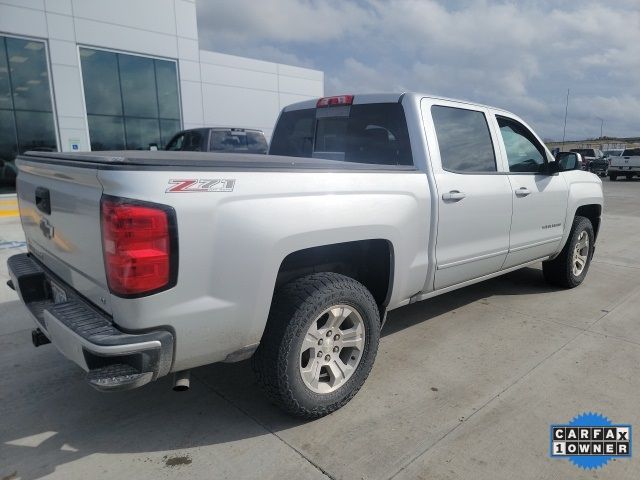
[0, 0, 324, 195]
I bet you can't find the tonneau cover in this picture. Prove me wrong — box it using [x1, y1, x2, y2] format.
[19, 150, 416, 171]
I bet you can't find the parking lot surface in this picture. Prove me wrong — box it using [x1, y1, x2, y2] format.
[1, 179, 639, 480]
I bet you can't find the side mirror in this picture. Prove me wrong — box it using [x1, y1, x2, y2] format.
[555, 152, 582, 172]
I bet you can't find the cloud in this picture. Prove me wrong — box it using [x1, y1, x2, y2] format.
[197, 0, 640, 140]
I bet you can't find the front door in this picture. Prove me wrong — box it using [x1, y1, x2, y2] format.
[424, 101, 514, 290]
[493, 114, 569, 268]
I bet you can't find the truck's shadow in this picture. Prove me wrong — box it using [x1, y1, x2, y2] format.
[0, 266, 556, 479]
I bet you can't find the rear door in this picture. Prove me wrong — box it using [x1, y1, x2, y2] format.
[491, 112, 569, 268]
[422, 99, 513, 289]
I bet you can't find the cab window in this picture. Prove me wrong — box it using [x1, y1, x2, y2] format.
[497, 116, 547, 173]
[431, 105, 497, 172]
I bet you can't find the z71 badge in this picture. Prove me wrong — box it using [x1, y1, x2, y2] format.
[166, 179, 236, 193]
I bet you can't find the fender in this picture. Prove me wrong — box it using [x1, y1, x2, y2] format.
[551, 177, 603, 259]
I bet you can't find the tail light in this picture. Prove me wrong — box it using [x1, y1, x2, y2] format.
[101, 196, 178, 297]
[317, 95, 354, 108]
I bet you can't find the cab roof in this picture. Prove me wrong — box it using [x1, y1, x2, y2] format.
[282, 92, 512, 116]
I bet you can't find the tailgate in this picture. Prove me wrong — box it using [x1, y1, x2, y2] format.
[612, 151, 640, 168]
[16, 157, 111, 313]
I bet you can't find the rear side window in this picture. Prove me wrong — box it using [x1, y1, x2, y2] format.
[209, 130, 268, 154]
[270, 103, 413, 166]
[431, 106, 496, 172]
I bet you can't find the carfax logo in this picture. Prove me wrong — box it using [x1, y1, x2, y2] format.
[550, 412, 632, 470]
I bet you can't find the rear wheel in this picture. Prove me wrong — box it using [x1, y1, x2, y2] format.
[626, 175, 634, 180]
[252, 272, 380, 419]
[542, 216, 594, 288]
[609, 173, 617, 181]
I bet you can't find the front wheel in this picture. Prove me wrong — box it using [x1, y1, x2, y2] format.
[252, 272, 380, 419]
[542, 216, 594, 288]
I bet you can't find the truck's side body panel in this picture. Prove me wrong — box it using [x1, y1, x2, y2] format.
[97, 168, 430, 371]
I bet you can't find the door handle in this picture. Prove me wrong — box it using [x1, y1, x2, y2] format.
[514, 187, 531, 197]
[442, 190, 466, 201]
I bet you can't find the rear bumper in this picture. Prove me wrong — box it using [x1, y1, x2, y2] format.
[589, 162, 608, 172]
[7, 253, 174, 391]
[609, 165, 639, 173]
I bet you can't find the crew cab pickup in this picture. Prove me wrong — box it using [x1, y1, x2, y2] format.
[7, 93, 603, 418]
[609, 147, 640, 180]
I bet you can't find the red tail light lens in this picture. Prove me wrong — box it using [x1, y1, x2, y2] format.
[101, 196, 177, 296]
[316, 95, 354, 108]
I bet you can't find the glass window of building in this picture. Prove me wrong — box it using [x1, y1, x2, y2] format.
[0, 36, 57, 194]
[79, 48, 181, 151]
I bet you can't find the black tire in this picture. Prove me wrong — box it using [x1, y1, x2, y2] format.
[542, 216, 594, 288]
[609, 173, 617, 181]
[626, 175, 633, 181]
[252, 272, 380, 419]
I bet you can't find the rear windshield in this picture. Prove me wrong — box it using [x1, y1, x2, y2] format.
[622, 148, 640, 156]
[166, 130, 205, 151]
[210, 130, 268, 154]
[269, 103, 413, 166]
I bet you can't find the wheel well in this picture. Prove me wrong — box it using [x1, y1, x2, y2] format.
[275, 240, 394, 310]
[576, 204, 602, 239]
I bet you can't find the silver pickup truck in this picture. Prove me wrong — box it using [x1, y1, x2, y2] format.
[609, 147, 640, 181]
[7, 93, 603, 418]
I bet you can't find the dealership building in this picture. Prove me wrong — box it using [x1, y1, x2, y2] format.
[0, 0, 324, 195]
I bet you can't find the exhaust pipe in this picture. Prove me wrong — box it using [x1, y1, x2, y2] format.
[173, 370, 190, 391]
[32, 328, 51, 347]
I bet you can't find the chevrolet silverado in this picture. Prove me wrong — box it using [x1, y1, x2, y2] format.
[7, 93, 603, 418]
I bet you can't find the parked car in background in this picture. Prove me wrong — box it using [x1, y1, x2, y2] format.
[166, 127, 268, 154]
[570, 148, 607, 175]
[7, 93, 603, 419]
[603, 149, 624, 159]
[609, 148, 640, 181]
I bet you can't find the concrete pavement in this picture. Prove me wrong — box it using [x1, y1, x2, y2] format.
[1, 179, 639, 479]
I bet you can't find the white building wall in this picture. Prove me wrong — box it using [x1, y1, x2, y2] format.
[0, 0, 323, 150]
[196, 50, 324, 138]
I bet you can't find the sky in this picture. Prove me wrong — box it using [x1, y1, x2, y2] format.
[196, 0, 640, 141]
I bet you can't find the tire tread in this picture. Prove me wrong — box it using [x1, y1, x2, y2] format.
[252, 272, 380, 419]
